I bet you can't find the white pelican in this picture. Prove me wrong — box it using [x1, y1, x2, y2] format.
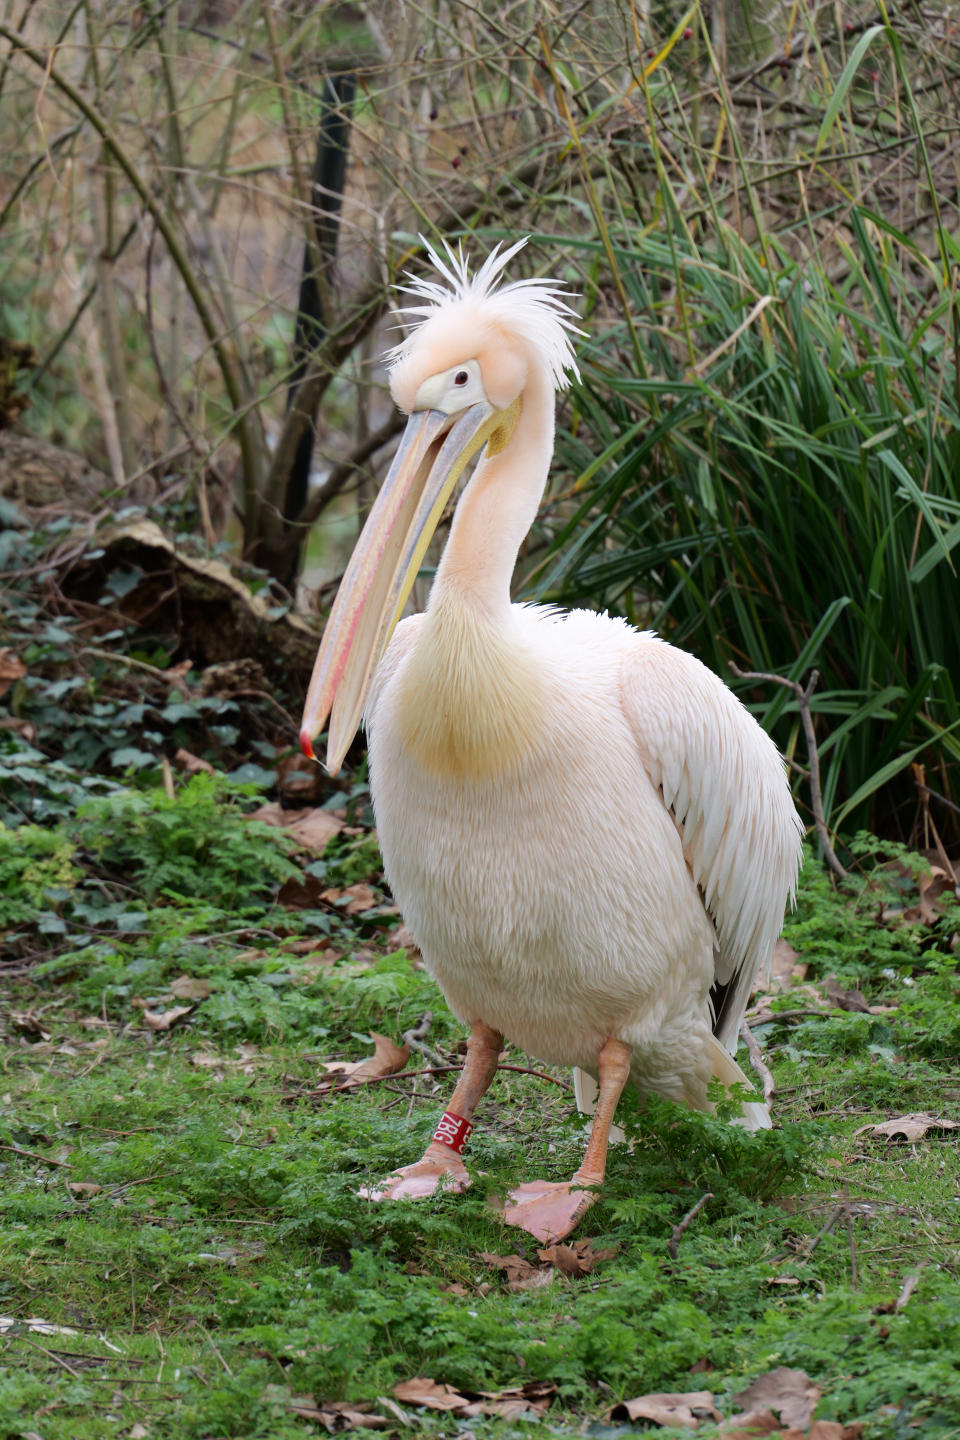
[300, 239, 803, 1244]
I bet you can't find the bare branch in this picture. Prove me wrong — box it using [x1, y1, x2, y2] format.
[730, 664, 847, 880]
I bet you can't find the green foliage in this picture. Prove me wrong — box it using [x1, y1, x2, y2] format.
[897, 957, 960, 1058]
[73, 772, 300, 904]
[0, 821, 79, 925]
[537, 214, 959, 839]
[784, 839, 959, 984]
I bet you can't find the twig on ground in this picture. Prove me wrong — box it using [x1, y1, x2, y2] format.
[667, 1191, 713, 1260]
[805, 1205, 845, 1257]
[0, 1143, 72, 1169]
[729, 664, 846, 879]
[896, 1270, 920, 1311]
[402, 1012, 446, 1067]
[739, 1018, 775, 1102]
[301, 1062, 573, 1096]
[845, 1187, 859, 1290]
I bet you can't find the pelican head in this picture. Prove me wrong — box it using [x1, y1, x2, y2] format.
[300, 236, 580, 773]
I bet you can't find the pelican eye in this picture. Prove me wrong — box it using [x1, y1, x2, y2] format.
[454, 370, 469, 385]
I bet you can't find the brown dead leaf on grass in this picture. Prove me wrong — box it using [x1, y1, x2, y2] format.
[0, 647, 26, 698]
[286, 1395, 392, 1430]
[823, 976, 871, 1014]
[319, 1033, 409, 1089]
[725, 1423, 862, 1440]
[731, 1368, 821, 1431]
[392, 1377, 554, 1420]
[169, 975, 211, 1001]
[139, 1005, 194, 1032]
[479, 1251, 541, 1286]
[390, 922, 421, 954]
[66, 1181, 102, 1199]
[466, 1382, 555, 1419]
[321, 883, 381, 913]
[251, 802, 344, 854]
[608, 1390, 721, 1428]
[768, 939, 807, 991]
[10, 1011, 51, 1040]
[481, 1238, 617, 1288]
[393, 1378, 468, 1411]
[854, 1112, 960, 1143]
[537, 1238, 619, 1276]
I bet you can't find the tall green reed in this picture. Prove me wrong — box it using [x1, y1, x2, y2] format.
[529, 218, 960, 843]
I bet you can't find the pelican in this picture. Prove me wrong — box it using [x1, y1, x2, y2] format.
[300, 239, 803, 1244]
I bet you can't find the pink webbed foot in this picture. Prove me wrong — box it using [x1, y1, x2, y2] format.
[358, 1154, 470, 1202]
[500, 1179, 598, 1243]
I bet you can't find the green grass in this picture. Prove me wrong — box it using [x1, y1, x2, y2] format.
[2, 786, 960, 1439]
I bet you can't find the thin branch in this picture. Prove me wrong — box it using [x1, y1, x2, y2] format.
[0, 1143, 72, 1169]
[667, 1191, 713, 1260]
[730, 664, 847, 879]
[739, 1018, 775, 1103]
[298, 1061, 573, 1096]
[0, 22, 265, 504]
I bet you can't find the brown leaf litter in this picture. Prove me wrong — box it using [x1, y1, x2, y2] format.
[606, 1367, 864, 1437]
[607, 1390, 721, 1428]
[0, 647, 27, 698]
[854, 1112, 960, 1143]
[250, 801, 344, 854]
[392, 1376, 555, 1420]
[317, 1033, 410, 1090]
[480, 1238, 618, 1289]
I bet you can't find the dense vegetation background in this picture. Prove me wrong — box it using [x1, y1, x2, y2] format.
[1, 3, 959, 1438]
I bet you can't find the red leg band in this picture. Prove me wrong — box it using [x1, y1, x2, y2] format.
[432, 1110, 472, 1154]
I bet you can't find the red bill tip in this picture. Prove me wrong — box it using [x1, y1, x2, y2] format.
[299, 729, 315, 761]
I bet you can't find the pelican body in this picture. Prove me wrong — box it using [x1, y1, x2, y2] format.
[301, 240, 803, 1242]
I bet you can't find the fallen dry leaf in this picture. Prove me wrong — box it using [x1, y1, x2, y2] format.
[140, 1005, 194, 1032]
[0, 714, 36, 743]
[393, 1378, 469, 1411]
[169, 974, 212, 1001]
[854, 1112, 960, 1143]
[0, 647, 26, 698]
[392, 1377, 552, 1421]
[389, 922, 421, 954]
[278, 874, 328, 910]
[731, 1368, 821, 1431]
[321, 1033, 409, 1089]
[67, 1182, 102, 1199]
[285, 1396, 391, 1430]
[608, 1389, 721, 1429]
[251, 802, 344, 854]
[173, 747, 215, 775]
[723, 1415, 783, 1438]
[480, 1251, 542, 1284]
[824, 976, 870, 1014]
[10, 1011, 51, 1040]
[537, 1237, 619, 1277]
[467, 1381, 555, 1419]
[767, 939, 807, 992]
[276, 752, 327, 807]
[321, 883, 380, 914]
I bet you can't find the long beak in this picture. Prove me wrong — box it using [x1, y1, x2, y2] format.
[300, 397, 518, 773]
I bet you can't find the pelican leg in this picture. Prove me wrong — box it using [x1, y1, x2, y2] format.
[501, 1037, 632, 1243]
[358, 1021, 503, 1201]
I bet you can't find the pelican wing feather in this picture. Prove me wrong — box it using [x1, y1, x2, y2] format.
[621, 635, 804, 1052]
